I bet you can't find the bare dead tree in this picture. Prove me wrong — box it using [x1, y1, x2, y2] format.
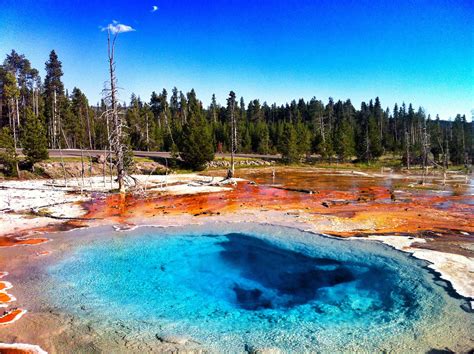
[436, 135, 446, 185]
[444, 136, 449, 170]
[319, 111, 325, 146]
[421, 119, 430, 185]
[15, 96, 20, 128]
[80, 145, 85, 194]
[436, 128, 450, 186]
[103, 28, 127, 193]
[98, 107, 115, 188]
[227, 91, 237, 178]
[32, 84, 40, 117]
[365, 124, 371, 164]
[85, 105, 94, 188]
[57, 138, 68, 187]
[405, 130, 410, 170]
[230, 103, 235, 177]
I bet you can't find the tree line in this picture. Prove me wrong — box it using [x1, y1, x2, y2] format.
[0, 49, 473, 174]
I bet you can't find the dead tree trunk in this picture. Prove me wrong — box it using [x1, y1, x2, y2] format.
[421, 120, 430, 185]
[9, 98, 20, 177]
[230, 100, 236, 178]
[227, 91, 237, 178]
[107, 30, 126, 193]
[15, 98, 20, 128]
[85, 106, 94, 186]
[445, 138, 449, 170]
[437, 136, 446, 185]
[86, 105, 93, 150]
[58, 140, 68, 187]
[33, 88, 39, 117]
[80, 146, 85, 194]
[405, 130, 410, 170]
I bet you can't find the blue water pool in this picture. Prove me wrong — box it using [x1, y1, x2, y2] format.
[45, 223, 473, 352]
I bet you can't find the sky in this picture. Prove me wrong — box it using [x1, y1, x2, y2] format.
[1, 0, 473, 120]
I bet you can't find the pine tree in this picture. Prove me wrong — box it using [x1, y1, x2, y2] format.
[179, 92, 214, 170]
[127, 94, 147, 150]
[2, 71, 20, 175]
[22, 108, 48, 169]
[3, 50, 41, 124]
[44, 50, 64, 148]
[210, 94, 218, 123]
[169, 141, 179, 168]
[356, 102, 370, 161]
[70, 87, 90, 148]
[335, 118, 355, 161]
[0, 127, 19, 176]
[296, 121, 311, 158]
[280, 123, 299, 163]
[256, 121, 270, 154]
[3, 48, 472, 170]
[368, 115, 383, 160]
[60, 92, 75, 148]
[241, 128, 252, 153]
[451, 114, 466, 165]
[319, 135, 334, 161]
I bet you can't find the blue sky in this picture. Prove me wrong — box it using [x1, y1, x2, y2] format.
[1, 0, 473, 119]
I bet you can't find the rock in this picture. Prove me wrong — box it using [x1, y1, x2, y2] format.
[156, 334, 189, 345]
[93, 154, 106, 164]
[131, 161, 168, 175]
[33, 159, 167, 179]
[245, 344, 282, 354]
[206, 159, 275, 169]
[98, 155, 106, 164]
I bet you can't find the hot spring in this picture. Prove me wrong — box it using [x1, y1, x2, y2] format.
[38, 223, 472, 352]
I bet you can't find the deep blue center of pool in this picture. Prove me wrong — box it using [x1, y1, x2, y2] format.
[47, 224, 451, 351]
[221, 234, 364, 310]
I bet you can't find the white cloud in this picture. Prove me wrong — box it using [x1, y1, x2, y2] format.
[151, 5, 158, 12]
[101, 21, 136, 34]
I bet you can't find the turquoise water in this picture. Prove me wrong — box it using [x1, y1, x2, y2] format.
[46, 223, 472, 352]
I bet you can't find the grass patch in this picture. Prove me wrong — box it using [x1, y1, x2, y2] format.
[213, 156, 269, 162]
[44, 157, 84, 163]
[133, 157, 156, 163]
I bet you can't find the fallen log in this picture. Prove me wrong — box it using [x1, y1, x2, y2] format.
[271, 185, 317, 194]
[0, 185, 65, 192]
[29, 208, 100, 221]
